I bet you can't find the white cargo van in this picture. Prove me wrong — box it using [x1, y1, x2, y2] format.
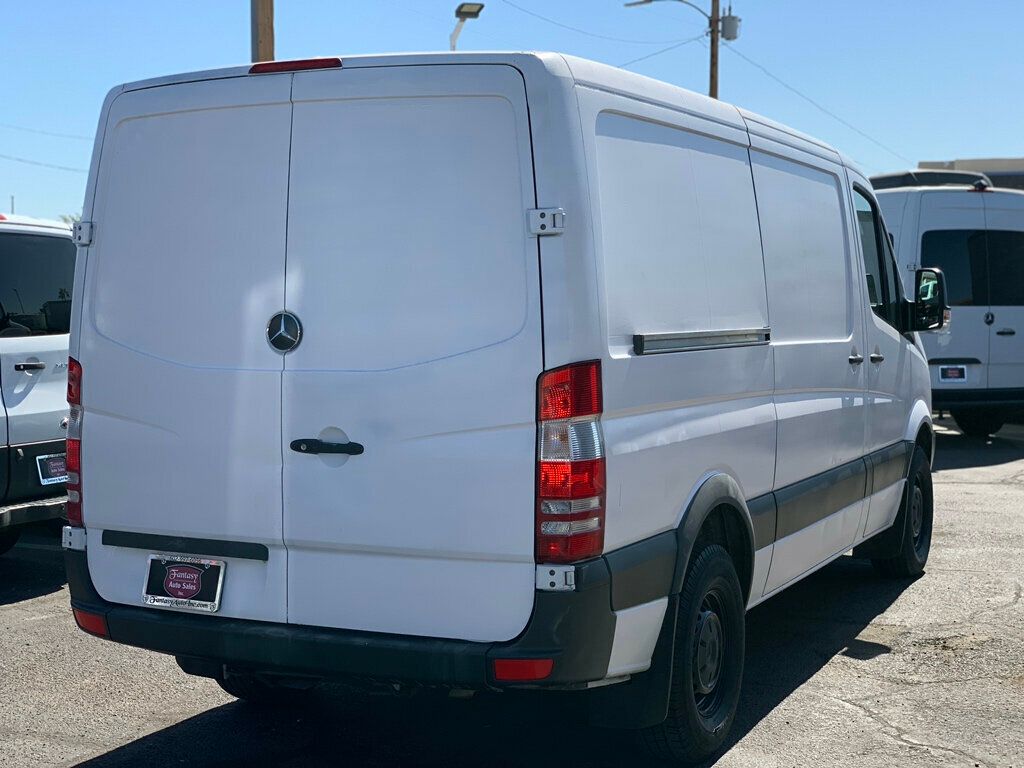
[64, 53, 947, 763]
[876, 182, 1024, 437]
[0, 214, 74, 555]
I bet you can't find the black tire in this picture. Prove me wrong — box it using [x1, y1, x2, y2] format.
[216, 673, 308, 705]
[640, 544, 745, 764]
[951, 409, 1004, 438]
[872, 446, 933, 578]
[0, 527, 22, 556]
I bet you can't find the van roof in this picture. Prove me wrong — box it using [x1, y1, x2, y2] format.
[0, 213, 72, 235]
[876, 184, 1024, 199]
[112, 51, 853, 170]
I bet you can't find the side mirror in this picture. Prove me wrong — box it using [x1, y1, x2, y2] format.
[911, 267, 948, 331]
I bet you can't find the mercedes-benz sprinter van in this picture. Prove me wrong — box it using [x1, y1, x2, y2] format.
[876, 182, 1024, 437]
[63, 53, 947, 764]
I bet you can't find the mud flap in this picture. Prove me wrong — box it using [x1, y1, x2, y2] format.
[588, 594, 678, 729]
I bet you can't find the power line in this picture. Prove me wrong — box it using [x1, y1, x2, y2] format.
[499, 0, 696, 45]
[0, 122, 91, 141]
[619, 34, 707, 68]
[720, 42, 913, 165]
[0, 153, 88, 173]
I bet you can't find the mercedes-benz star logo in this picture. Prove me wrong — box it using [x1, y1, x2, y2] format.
[267, 311, 302, 353]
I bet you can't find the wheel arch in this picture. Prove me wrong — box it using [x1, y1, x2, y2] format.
[671, 473, 756, 606]
[904, 398, 934, 466]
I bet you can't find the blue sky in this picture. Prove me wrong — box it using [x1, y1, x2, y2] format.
[3, 0, 1022, 219]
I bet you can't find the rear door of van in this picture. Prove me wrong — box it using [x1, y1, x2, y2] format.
[79, 75, 293, 622]
[916, 191, 990, 391]
[0, 229, 75, 503]
[979, 194, 1024, 390]
[281, 65, 542, 642]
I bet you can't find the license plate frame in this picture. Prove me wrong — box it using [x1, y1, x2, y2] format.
[939, 365, 967, 383]
[36, 452, 68, 486]
[142, 553, 225, 613]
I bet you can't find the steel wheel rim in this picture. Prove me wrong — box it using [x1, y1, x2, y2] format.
[693, 591, 726, 716]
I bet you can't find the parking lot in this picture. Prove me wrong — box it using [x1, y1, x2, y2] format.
[1, 417, 1021, 768]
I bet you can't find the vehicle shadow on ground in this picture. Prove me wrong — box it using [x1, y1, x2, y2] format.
[0, 523, 66, 606]
[931, 428, 1024, 471]
[74, 557, 912, 768]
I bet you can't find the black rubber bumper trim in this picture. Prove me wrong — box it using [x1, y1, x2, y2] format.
[64, 549, 614, 688]
[775, 457, 867, 540]
[101, 530, 269, 562]
[604, 531, 676, 612]
[932, 388, 1024, 408]
[747, 493, 777, 550]
[868, 441, 912, 494]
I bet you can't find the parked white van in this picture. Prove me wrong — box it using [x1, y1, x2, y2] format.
[876, 182, 1024, 437]
[64, 53, 947, 763]
[0, 214, 74, 555]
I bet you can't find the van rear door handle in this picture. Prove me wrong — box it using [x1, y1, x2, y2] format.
[869, 353, 885, 363]
[848, 354, 864, 365]
[290, 438, 364, 456]
[996, 328, 1016, 336]
[14, 362, 46, 371]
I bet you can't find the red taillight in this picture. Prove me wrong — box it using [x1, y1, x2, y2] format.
[67, 357, 82, 405]
[72, 607, 108, 638]
[493, 658, 554, 682]
[66, 357, 83, 527]
[249, 57, 342, 74]
[536, 361, 605, 564]
[538, 362, 601, 420]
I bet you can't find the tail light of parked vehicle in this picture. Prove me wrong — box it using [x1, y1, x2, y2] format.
[66, 357, 83, 527]
[535, 360, 605, 563]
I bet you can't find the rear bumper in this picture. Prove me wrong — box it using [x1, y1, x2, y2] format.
[0, 495, 66, 529]
[933, 387, 1024, 410]
[64, 547, 626, 688]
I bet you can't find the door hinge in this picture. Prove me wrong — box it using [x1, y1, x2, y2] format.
[536, 563, 575, 592]
[528, 208, 565, 237]
[62, 525, 87, 551]
[72, 221, 94, 246]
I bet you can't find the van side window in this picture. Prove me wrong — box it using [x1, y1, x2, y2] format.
[0, 234, 76, 336]
[920, 230, 988, 306]
[986, 230, 1024, 306]
[854, 188, 898, 327]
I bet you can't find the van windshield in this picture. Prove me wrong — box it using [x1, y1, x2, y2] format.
[0, 233, 76, 336]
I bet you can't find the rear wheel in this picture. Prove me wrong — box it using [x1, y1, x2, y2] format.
[951, 409, 1004, 438]
[0, 527, 22, 556]
[640, 544, 744, 764]
[873, 446, 933, 578]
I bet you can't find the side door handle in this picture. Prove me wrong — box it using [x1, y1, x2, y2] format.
[848, 353, 864, 365]
[996, 328, 1016, 336]
[14, 362, 46, 371]
[869, 353, 885, 363]
[290, 438, 364, 456]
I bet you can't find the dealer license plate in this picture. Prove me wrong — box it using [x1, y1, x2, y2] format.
[143, 554, 225, 613]
[36, 453, 68, 486]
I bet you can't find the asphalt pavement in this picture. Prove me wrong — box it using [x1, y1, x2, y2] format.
[1, 417, 1022, 767]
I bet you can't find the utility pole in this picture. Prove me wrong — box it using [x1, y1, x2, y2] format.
[625, 0, 740, 100]
[708, 0, 720, 99]
[251, 0, 274, 63]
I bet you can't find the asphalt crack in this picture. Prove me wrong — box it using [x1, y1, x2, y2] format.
[835, 694, 991, 766]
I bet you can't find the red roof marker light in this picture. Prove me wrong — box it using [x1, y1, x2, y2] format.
[249, 57, 342, 75]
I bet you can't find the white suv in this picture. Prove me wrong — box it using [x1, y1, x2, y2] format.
[63, 53, 946, 764]
[0, 214, 74, 555]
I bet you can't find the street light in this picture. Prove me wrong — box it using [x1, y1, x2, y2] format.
[624, 0, 741, 99]
[450, 3, 485, 51]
